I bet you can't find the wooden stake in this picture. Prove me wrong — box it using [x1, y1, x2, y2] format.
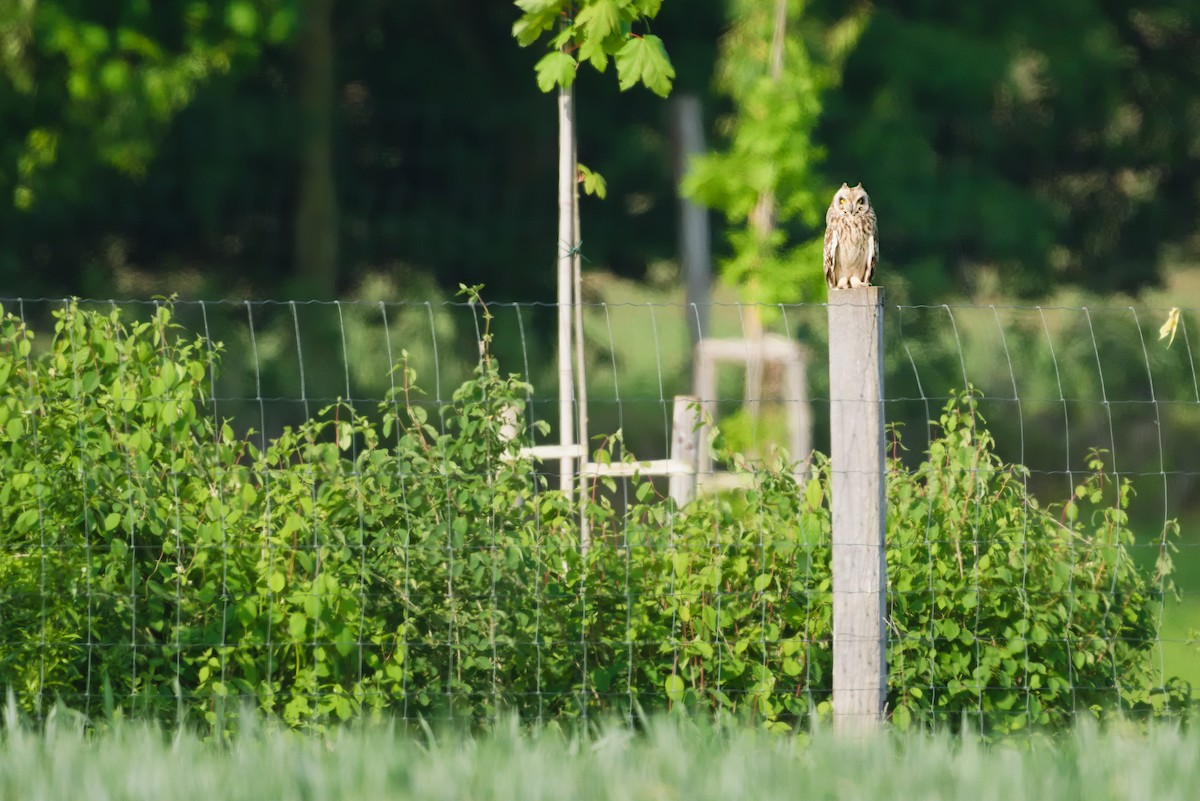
[669, 395, 699, 506]
[828, 286, 887, 734]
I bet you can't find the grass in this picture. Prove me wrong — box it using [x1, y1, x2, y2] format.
[2, 710, 1200, 801]
[1160, 593, 1200, 688]
[1156, 511, 1200, 690]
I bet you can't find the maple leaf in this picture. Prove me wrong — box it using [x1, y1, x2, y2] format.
[615, 34, 674, 97]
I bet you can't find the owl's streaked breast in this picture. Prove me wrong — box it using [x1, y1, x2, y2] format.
[823, 182, 879, 289]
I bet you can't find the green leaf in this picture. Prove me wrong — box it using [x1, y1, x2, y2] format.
[534, 51, 576, 92]
[15, 508, 39, 533]
[939, 619, 961, 640]
[578, 34, 609, 72]
[269, 572, 286, 594]
[615, 35, 674, 97]
[578, 163, 608, 199]
[514, 0, 561, 12]
[513, 0, 564, 48]
[289, 612, 307, 640]
[548, 25, 576, 51]
[633, 0, 663, 16]
[279, 514, 304, 539]
[753, 573, 772, 592]
[104, 512, 121, 531]
[575, 0, 620, 41]
[804, 477, 823, 509]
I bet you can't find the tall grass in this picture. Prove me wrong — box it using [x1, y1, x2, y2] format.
[2, 707, 1198, 801]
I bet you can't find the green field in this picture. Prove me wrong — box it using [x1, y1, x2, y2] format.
[2, 712, 1199, 801]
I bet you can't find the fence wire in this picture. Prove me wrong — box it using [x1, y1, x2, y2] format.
[0, 297, 1195, 731]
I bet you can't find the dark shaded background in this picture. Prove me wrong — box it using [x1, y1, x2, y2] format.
[2, 0, 1197, 302]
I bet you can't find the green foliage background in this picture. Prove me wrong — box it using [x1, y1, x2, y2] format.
[1, 1, 1197, 301]
[0, 304, 1185, 732]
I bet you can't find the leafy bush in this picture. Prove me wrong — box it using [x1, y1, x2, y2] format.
[0, 302, 1184, 733]
[0, 303, 230, 714]
[885, 393, 1185, 731]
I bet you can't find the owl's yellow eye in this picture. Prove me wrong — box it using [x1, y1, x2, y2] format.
[838, 197, 845, 205]
[856, 197, 865, 205]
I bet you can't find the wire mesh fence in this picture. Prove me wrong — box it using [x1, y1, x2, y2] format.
[0, 296, 1196, 731]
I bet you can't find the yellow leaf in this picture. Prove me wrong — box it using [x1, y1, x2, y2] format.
[1159, 307, 1181, 347]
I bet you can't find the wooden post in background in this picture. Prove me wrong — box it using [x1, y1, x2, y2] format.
[669, 395, 699, 506]
[555, 80, 577, 500]
[671, 95, 711, 352]
[828, 286, 887, 734]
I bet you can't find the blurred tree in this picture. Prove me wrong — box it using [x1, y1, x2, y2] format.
[0, 0, 724, 300]
[0, 0, 298, 291]
[1, 0, 1197, 304]
[680, 0, 866, 464]
[293, 0, 337, 296]
[1, 0, 296, 206]
[684, 0, 866, 306]
[809, 0, 1200, 298]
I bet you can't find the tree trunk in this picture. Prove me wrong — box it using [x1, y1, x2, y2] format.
[743, 0, 788, 447]
[294, 0, 338, 297]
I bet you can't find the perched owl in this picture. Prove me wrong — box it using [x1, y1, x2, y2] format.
[823, 183, 879, 289]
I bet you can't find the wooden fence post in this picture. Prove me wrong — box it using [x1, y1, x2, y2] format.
[671, 95, 711, 352]
[669, 395, 699, 506]
[828, 286, 887, 734]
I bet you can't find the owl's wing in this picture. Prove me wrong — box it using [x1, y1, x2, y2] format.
[864, 232, 879, 285]
[823, 225, 837, 288]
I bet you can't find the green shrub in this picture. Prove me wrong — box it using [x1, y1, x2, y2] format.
[0, 302, 1184, 733]
[0, 303, 232, 715]
[884, 392, 1185, 731]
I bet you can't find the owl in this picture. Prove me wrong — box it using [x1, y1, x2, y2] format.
[823, 183, 879, 290]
